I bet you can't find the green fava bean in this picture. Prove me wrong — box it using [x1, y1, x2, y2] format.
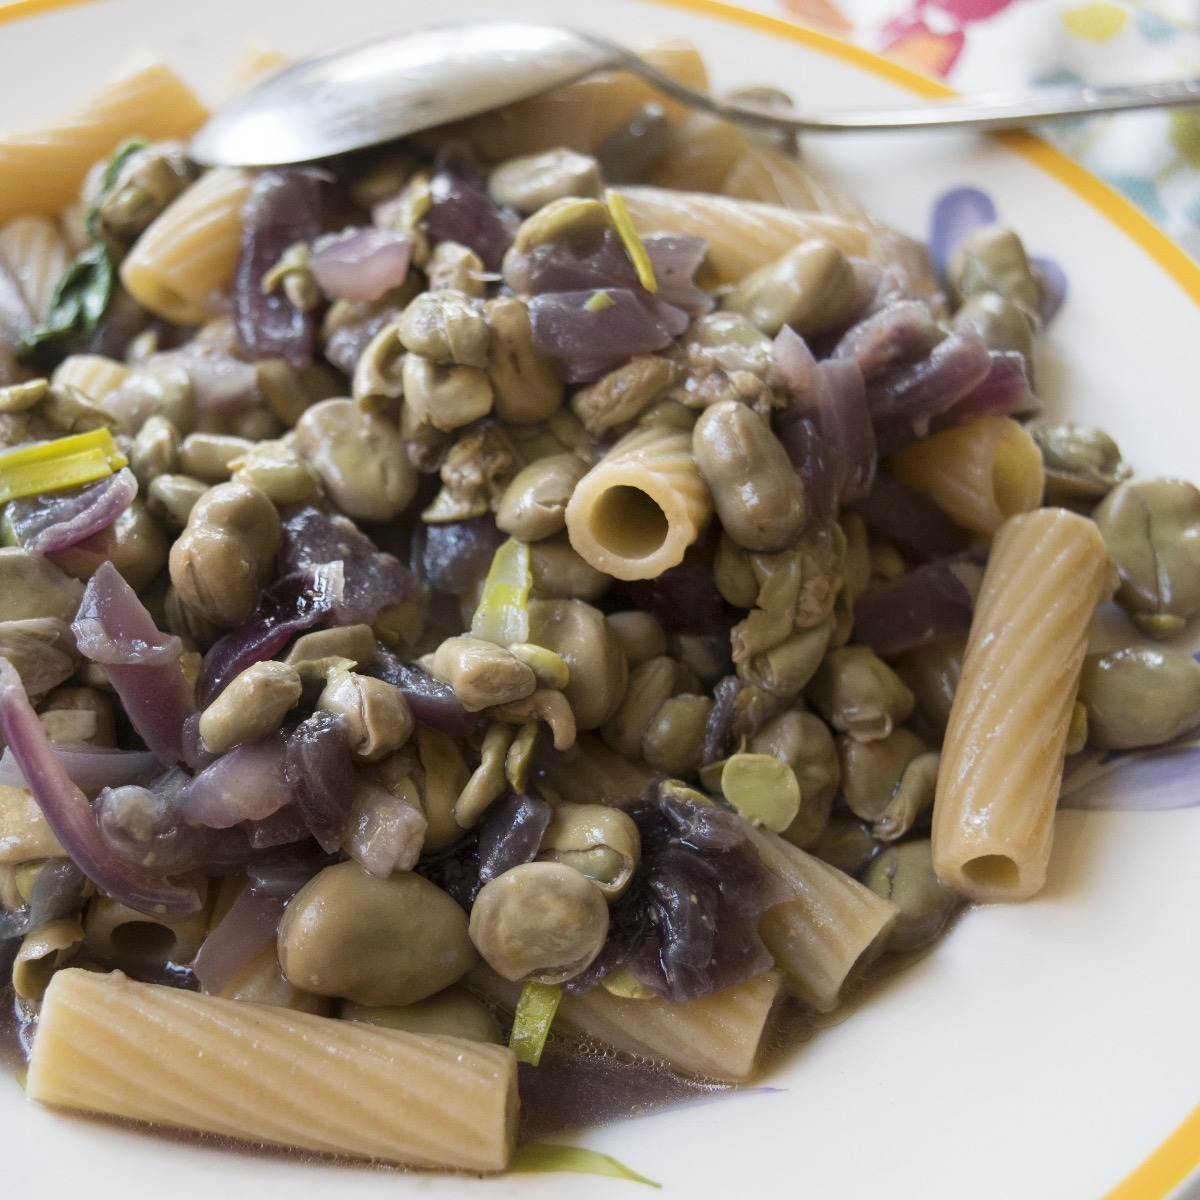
[1078, 647, 1200, 749]
[1093, 478, 1200, 636]
[863, 840, 961, 952]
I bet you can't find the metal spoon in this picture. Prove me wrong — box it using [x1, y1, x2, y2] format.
[190, 18, 1200, 167]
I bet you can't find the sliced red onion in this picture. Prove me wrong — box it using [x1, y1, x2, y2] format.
[504, 226, 636, 296]
[0, 657, 200, 915]
[1032, 255, 1067, 326]
[849, 472, 971, 563]
[644, 235, 713, 317]
[234, 167, 323, 369]
[786, 359, 876, 506]
[246, 856, 331, 898]
[1059, 737, 1200, 812]
[702, 675, 745, 767]
[771, 325, 817, 394]
[284, 711, 355, 853]
[309, 227, 413, 302]
[198, 562, 341, 705]
[190, 885, 287, 994]
[72, 561, 196, 764]
[935, 350, 1039, 430]
[175, 732, 293, 829]
[343, 780, 428, 877]
[369, 648, 477, 737]
[852, 556, 983, 657]
[529, 288, 677, 372]
[151, 343, 259, 416]
[833, 300, 942, 380]
[417, 515, 505, 596]
[870, 327, 993, 455]
[245, 802, 311, 849]
[928, 186, 997, 279]
[6, 468, 137, 555]
[279, 506, 412, 625]
[618, 565, 731, 635]
[425, 143, 519, 272]
[478, 792, 551, 884]
[773, 415, 841, 523]
[0, 743, 158, 796]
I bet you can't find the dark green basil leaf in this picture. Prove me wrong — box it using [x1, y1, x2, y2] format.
[16, 243, 114, 371]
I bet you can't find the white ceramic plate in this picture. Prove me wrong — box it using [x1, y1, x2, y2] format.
[2, 1, 1199, 1197]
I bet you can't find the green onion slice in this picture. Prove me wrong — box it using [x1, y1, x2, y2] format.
[509, 980, 562, 1066]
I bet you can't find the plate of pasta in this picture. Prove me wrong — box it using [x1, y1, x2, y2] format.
[1, 0, 1199, 1198]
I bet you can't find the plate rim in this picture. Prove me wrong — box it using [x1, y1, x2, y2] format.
[0, 0, 1198, 1197]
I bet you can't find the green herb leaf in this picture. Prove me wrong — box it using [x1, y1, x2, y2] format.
[16, 243, 115, 371]
[508, 980, 561, 1066]
[512, 1142, 662, 1188]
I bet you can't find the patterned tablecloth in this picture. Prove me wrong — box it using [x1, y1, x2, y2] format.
[732, 0, 1200, 261]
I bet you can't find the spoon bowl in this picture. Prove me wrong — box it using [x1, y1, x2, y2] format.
[190, 18, 1200, 167]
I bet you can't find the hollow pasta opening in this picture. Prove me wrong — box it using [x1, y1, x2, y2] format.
[589, 486, 670, 559]
[960, 853, 1021, 893]
[110, 921, 178, 964]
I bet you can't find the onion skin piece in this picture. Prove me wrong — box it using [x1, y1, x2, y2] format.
[0, 656, 200, 915]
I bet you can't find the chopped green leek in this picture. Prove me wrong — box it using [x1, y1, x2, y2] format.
[512, 1142, 661, 1188]
[585, 289, 616, 312]
[471, 537, 532, 646]
[605, 188, 658, 294]
[0, 428, 128, 504]
[509, 980, 562, 1066]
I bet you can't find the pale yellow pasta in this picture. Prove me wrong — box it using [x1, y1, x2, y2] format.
[444, 41, 709, 162]
[119, 167, 251, 324]
[932, 508, 1115, 901]
[28, 968, 519, 1172]
[565, 425, 713, 581]
[745, 824, 898, 1013]
[83, 891, 210, 970]
[0, 784, 66, 865]
[889, 414, 1046, 537]
[13, 916, 83, 1001]
[0, 54, 209, 224]
[472, 965, 782, 1083]
[622, 185, 872, 285]
[50, 353, 130, 402]
[721, 141, 871, 224]
[225, 42, 290, 97]
[0, 216, 69, 321]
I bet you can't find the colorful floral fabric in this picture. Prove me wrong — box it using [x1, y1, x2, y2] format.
[742, 0, 1200, 260]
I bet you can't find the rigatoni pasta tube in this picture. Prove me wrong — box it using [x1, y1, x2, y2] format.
[0, 217, 70, 321]
[0, 55, 209, 223]
[889, 415, 1045, 537]
[932, 508, 1115, 902]
[471, 965, 781, 1082]
[565, 426, 712, 581]
[746, 825, 898, 1013]
[621, 186, 872, 286]
[27, 968, 519, 1172]
[120, 167, 252, 324]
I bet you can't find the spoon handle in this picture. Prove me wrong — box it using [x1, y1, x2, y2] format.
[627, 56, 1200, 134]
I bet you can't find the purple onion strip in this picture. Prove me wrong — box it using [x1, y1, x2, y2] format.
[0, 744, 159, 796]
[189, 886, 287, 994]
[852, 556, 982, 657]
[928, 187, 997, 279]
[0, 657, 200, 915]
[175, 732, 294, 829]
[7, 468, 138, 555]
[309, 227, 413, 302]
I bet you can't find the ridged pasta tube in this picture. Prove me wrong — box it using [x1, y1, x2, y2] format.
[27, 968, 519, 1172]
[0, 216, 70, 321]
[120, 167, 251, 324]
[0, 55, 209, 223]
[471, 965, 781, 1082]
[621, 186, 872, 286]
[745, 825, 898, 1013]
[932, 508, 1116, 901]
[51, 354, 130, 402]
[889, 415, 1045, 537]
[565, 426, 712, 581]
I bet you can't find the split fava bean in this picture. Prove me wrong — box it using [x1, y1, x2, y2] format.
[401, 354, 494, 432]
[496, 454, 589, 542]
[537, 802, 641, 901]
[693, 400, 807, 553]
[278, 861, 475, 1006]
[168, 481, 280, 627]
[720, 752, 801, 833]
[1032, 422, 1131, 508]
[808, 647, 915, 742]
[1092, 478, 1200, 637]
[468, 861, 609, 984]
[1078, 647, 1200, 750]
[199, 660, 302, 755]
[750, 709, 839, 850]
[863, 840, 961, 952]
[429, 636, 537, 712]
[484, 296, 564, 425]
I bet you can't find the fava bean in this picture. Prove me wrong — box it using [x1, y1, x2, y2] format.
[1078, 647, 1200, 749]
